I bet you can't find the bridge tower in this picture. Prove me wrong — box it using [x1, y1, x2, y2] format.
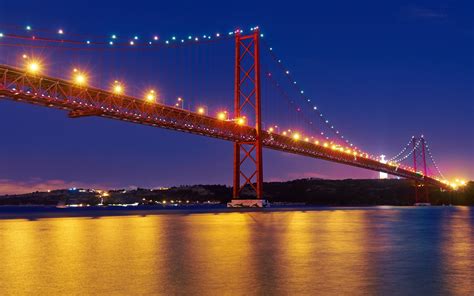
[228, 29, 268, 208]
[413, 136, 430, 205]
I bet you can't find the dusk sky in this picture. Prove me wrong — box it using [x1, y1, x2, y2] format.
[0, 0, 472, 194]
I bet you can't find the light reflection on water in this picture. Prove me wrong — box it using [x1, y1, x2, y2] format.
[0, 207, 472, 295]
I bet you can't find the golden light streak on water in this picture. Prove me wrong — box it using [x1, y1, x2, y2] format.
[0, 208, 472, 295]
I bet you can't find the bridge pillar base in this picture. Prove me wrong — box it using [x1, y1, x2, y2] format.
[414, 202, 431, 206]
[227, 199, 270, 208]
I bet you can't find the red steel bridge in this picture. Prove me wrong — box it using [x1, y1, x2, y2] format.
[0, 27, 462, 204]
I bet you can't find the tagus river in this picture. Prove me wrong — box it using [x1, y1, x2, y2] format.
[0, 207, 472, 295]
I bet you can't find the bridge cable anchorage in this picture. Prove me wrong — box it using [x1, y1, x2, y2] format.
[261, 39, 360, 152]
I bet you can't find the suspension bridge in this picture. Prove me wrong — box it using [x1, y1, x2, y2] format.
[0, 25, 465, 206]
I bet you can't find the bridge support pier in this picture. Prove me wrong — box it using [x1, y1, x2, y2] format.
[228, 29, 268, 208]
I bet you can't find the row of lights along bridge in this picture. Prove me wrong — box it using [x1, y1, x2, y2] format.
[20, 55, 467, 189]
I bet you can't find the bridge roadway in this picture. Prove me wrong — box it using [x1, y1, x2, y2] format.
[0, 64, 448, 189]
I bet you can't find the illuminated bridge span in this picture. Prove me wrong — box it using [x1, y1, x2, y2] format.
[0, 27, 463, 205]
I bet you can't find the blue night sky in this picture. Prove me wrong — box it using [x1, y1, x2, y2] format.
[0, 0, 472, 193]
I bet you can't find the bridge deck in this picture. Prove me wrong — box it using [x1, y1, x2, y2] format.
[0, 64, 448, 188]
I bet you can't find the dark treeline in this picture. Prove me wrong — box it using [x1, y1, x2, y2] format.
[0, 179, 472, 206]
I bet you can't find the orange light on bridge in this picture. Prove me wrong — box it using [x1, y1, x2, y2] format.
[112, 81, 124, 94]
[268, 127, 274, 133]
[217, 111, 227, 121]
[145, 90, 156, 102]
[197, 107, 206, 115]
[236, 116, 246, 125]
[293, 133, 300, 141]
[72, 69, 88, 86]
[26, 60, 42, 74]
[74, 74, 87, 85]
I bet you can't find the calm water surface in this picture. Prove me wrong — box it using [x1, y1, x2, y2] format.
[0, 207, 472, 295]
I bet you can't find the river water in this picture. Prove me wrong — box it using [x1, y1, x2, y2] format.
[0, 206, 472, 295]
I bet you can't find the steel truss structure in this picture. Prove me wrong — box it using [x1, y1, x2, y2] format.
[0, 51, 449, 193]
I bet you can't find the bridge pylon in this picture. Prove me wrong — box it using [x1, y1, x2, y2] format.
[413, 136, 430, 205]
[228, 29, 268, 208]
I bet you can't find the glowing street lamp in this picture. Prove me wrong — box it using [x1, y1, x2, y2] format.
[145, 90, 156, 103]
[175, 97, 184, 109]
[25, 58, 42, 74]
[267, 125, 279, 134]
[197, 106, 207, 115]
[112, 81, 124, 94]
[72, 68, 87, 86]
[236, 116, 246, 126]
[217, 111, 227, 121]
[293, 133, 301, 141]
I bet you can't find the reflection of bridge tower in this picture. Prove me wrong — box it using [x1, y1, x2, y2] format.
[379, 155, 388, 179]
[413, 136, 430, 205]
